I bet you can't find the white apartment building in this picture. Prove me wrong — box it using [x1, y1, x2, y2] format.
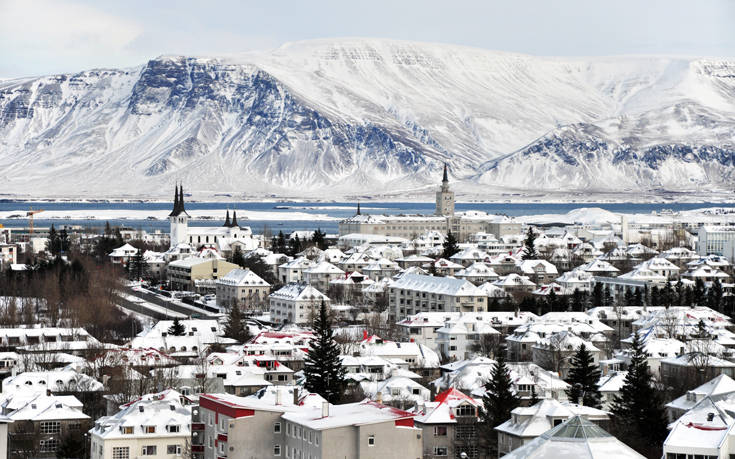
[389, 274, 487, 318]
[215, 268, 271, 309]
[90, 390, 192, 459]
[269, 283, 330, 325]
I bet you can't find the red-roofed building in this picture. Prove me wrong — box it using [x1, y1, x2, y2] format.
[413, 388, 482, 459]
[194, 389, 422, 459]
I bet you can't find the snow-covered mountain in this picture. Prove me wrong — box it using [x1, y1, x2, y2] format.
[1, 38, 734, 198]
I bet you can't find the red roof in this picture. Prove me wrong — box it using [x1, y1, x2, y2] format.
[434, 387, 480, 406]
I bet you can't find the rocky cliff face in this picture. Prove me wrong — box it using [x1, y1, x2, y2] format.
[1, 39, 734, 197]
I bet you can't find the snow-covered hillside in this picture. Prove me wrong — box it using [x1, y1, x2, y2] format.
[1, 38, 734, 198]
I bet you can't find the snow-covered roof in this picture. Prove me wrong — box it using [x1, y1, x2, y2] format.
[270, 283, 329, 302]
[91, 389, 191, 440]
[281, 400, 416, 430]
[216, 268, 270, 287]
[496, 399, 608, 438]
[389, 273, 483, 297]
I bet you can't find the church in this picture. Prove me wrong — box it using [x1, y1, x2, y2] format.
[338, 165, 520, 242]
[168, 185, 259, 254]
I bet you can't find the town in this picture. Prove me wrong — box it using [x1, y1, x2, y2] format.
[0, 169, 732, 459]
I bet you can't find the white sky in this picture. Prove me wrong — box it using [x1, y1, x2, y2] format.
[1, 0, 733, 78]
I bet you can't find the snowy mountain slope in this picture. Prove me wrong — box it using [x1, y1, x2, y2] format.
[0, 38, 734, 197]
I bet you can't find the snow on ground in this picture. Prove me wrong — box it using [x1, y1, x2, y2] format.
[517, 207, 735, 226]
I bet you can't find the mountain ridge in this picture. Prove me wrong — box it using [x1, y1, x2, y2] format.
[1, 38, 734, 198]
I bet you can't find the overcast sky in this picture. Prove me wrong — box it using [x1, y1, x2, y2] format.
[1, 0, 734, 78]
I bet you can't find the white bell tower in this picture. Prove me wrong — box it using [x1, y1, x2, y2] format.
[169, 184, 190, 248]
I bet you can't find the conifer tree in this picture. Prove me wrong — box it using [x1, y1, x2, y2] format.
[708, 278, 724, 311]
[229, 246, 246, 267]
[610, 332, 668, 456]
[311, 228, 327, 250]
[129, 249, 148, 281]
[521, 226, 538, 260]
[168, 317, 186, 336]
[564, 344, 602, 408]
[441, 230, 459, 259]
[223, 305, 250, 343]
[47, 224, 60, 256]
[304, 301, 345, 403]
[591, 283, 604, 307]
[480, 351, 520, 456]
[59, 228, 70, 253]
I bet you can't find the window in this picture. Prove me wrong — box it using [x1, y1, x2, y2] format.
[144, 425, 156, 433]
[368, 435, 375, 446]
[167, 445, 182, 455]
[434, 446, 448, 456]
[287, 423, 292, 436]
[167, 424, 180, 433]
[69, 422, 81, 431]
[141, 446, 157, 456]
[112, 447, 129, 459]
[274, 445, 281, 456]
[455, 404, 476, 417]
[121, 426, 134, 434]
[433, 426, 447, 436]
[274, 422, 281, 433]
[40, 421, 60, 434]
[39, 439, 59, 452]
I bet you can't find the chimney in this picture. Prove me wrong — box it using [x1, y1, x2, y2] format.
[275, 389, 282, 406]
[321, 401, 329, 418]
[293, 387, 299, 405]
[376, 391, 383, 404]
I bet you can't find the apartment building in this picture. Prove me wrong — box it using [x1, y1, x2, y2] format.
[90, 390, 192, 459]
[389, 274, 487, 319]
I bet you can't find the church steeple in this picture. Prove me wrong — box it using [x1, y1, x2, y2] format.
[223, 210, 231, 227]
[357, 201, 361, 215]
[168, 182, 189, 217]
[179, 184, 185, 213]
[169, 184, 181, 216]
[442, 163, 448, 183]
[230, 210, 238, 228]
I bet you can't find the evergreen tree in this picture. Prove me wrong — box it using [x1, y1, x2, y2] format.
[289, 235, 303, 257]
[610, 332, 668, 456]
[47, 224, 60, 256]
[311, 228, 328, 251]
[168, 317, 186, 336]
[603, 285, 613, 306]
[564, 344, 602, 408]
[223, 305, 250, 343]
[480, 351, 520, 456]
[591, 283, 604, 307]
[274, 231, 287, 253]
[521, 226, 539, 260]
[694, 278, 706, 304]
[708, 278, 724, 311]
[56, 432, 85, 459]
[304, 300, 345, 404]
[58, 228, 70, 253]
[129, 249, 148, 281]
[229, 246, 246, 267]
[441, 230, 459, 259]
[571, 288, 586, 312]
[546, 288, 558, 313]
